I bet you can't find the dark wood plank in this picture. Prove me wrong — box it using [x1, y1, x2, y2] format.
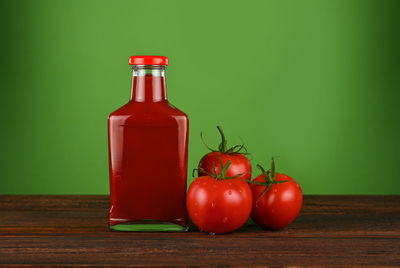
[0, 195, 399, 267]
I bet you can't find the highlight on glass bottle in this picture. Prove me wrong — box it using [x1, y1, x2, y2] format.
[108, 56, 189, 232]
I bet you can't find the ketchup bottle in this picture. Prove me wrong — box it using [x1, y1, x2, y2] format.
[108, 56, 189, 232]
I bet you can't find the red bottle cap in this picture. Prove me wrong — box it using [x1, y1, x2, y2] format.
[129, 56, 169, 66]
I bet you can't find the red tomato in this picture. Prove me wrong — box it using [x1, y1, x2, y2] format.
[187, 176, 252, 234]
[250, 159, 303, 230]
[197, 126, 251, 180]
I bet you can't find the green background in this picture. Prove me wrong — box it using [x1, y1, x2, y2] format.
[1, 0, 399, 194]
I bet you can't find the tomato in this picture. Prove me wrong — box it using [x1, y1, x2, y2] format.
[197, 126, 251, 180]
[187, 160, 252, 234]
[250, 158, 303, 230]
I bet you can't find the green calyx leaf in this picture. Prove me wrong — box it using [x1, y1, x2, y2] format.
[219, 157, 230, 177]
[192, 168, 198, 177]
[249, 157, 290, 202]
[200, 126, 250, 155]
[197, 156, 246, 180]
[257, 183, 272, 203]
[200, 132, 216, 152]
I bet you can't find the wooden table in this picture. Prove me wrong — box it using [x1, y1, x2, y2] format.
[0, 195, 399, 267]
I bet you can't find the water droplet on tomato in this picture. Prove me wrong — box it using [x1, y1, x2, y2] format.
[228, 190, 232, 195]
[211, 202, 216, 208]
[222, 216, 228, 223]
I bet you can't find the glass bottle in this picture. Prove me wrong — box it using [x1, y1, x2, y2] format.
[108, 56, 189, 232]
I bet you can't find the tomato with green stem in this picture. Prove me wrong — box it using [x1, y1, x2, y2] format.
[250, 158, 303, 230]
[196, 126, 251, 181]
[187, 158, 253, 234]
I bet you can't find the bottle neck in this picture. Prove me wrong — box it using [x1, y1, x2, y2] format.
[130, 65, 167, 103]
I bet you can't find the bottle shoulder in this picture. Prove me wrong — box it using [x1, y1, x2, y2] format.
[108, 102, 131, 117]
[166, 102, 188, 118]
[108, 101, 188, 125]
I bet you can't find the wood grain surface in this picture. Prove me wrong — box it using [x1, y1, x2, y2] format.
[0, 195, 399, 267]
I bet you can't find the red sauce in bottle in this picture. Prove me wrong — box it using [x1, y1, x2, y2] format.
[108, 56, 188, 231]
